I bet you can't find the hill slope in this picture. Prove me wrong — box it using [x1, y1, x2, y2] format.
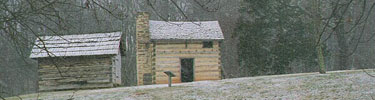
[6, 69, 375, 100]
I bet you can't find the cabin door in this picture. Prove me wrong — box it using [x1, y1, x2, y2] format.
[181, 58, 194, 82]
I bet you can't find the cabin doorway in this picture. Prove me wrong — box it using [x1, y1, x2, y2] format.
[181, 58, 194, 82]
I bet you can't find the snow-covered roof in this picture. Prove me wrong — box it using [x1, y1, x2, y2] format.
[29, 32, 122, 58]
[149, 20, 224, 40]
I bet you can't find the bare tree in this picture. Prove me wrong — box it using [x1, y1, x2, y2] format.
[305, 0, 375, 72]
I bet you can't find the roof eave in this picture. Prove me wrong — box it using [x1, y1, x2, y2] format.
[29, 54, 118, 59]
[150, 38, 224, 42]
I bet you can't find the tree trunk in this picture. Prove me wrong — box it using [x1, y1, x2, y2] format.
[313, 0, 326, 74]
[334, 24, 349, 70]
[317, 44, 326, 73]
[333, 1, 350, 70]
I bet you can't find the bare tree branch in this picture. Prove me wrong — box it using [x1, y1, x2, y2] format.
[318, 0, 353, 45]
[90, 0, 128, 20]
[193, 0, 221, 12]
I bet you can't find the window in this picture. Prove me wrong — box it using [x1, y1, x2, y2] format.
[203, 41, 213, 48]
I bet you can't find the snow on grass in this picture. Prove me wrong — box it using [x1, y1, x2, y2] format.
[6, 69, 375, 100]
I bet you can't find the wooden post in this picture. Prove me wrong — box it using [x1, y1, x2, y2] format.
[168, 76, 172, 87]
[164, 71, 175, 87]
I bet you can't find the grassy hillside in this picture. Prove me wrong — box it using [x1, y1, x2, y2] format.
[6, 69, 375, 100]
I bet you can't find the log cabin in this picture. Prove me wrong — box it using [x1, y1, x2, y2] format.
[135, 12, 224, 85]
[29, 32, 123, 91]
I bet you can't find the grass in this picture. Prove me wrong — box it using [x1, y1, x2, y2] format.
[6, 69, 375, 100]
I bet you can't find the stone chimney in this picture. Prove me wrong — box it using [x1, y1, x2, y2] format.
[136, 12, 152, 85]
[136, 12, 150, 43]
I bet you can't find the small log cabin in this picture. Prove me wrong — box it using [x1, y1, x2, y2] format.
[135, 12, 224, 85]
[29, 32, 123, 91]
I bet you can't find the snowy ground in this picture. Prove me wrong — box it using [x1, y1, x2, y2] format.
[6, 69, 375, 100]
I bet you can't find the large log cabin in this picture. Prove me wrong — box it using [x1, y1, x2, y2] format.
[135, 12, 224, 85]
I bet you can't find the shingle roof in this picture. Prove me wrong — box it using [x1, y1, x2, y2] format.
[149, 20, 224, 40]
[29, 32, 122, 58]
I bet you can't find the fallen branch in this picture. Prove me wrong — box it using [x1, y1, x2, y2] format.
[363, 69, 375, 77]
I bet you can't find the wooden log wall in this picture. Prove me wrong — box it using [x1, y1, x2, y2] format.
[112, 51, 122, 85]
[153, 41, 222, 84]
[37, 56, 114, 91]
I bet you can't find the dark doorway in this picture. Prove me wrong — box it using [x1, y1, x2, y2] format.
[181, 58, 194, 82]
